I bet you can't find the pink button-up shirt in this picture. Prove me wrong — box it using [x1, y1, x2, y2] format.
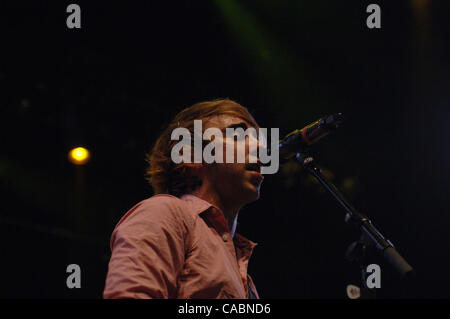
[103, 194, 259, 299]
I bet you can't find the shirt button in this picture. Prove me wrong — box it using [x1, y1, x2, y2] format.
[222, 234, 228, 242]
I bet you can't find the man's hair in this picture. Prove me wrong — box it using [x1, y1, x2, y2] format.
[145, 98, 258, 197]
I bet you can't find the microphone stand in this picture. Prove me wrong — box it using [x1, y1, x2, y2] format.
[294, 150, 415, 298]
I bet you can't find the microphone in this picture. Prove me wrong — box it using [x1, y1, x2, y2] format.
[279, 113, 344, 160]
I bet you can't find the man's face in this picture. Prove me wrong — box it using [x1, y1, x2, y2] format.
[200, 114, 264, 207]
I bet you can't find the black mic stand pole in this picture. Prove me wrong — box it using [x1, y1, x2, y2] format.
[294, 150, 415, 297]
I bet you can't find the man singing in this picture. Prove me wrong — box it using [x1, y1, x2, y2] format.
[103, 99, 265, 298]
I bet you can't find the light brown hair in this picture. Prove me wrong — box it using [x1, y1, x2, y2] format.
[145, 98, 258, 196]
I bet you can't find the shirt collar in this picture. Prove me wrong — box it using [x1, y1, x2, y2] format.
[180, 194, 258, 249]
[180, 193, 215, 215]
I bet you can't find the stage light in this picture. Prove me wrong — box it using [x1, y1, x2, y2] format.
[68, 147, 90, 165]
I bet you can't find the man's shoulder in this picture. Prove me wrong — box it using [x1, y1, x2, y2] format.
[109, 194, 196, 250]
[129, 194, 189, 218]
[140, 193, 185, 209]
[114, 194, 191, 229]
[136, 194, 211, 217]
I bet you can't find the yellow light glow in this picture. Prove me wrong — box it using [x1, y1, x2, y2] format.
[68, 147, 90, 165]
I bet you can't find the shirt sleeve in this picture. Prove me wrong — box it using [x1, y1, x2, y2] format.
[103, 197, 190, 299]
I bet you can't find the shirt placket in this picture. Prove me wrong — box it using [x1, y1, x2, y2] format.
[234, 237, 254, 298]
[205, 209, 248, 296]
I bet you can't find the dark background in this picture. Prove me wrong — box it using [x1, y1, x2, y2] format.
[0, 0, 448, 298]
